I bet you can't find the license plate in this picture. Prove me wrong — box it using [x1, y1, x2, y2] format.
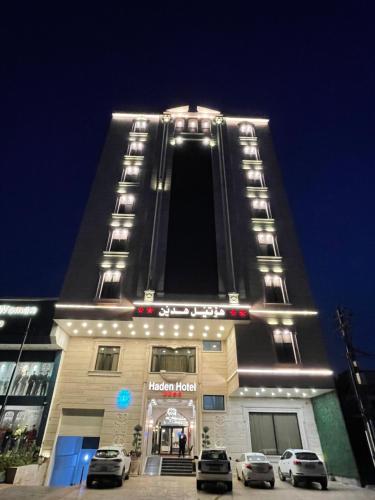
[304, 463, 315, 469]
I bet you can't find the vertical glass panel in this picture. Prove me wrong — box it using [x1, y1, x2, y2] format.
[249, 413, 277, 454]
[274, 414, 302, 453]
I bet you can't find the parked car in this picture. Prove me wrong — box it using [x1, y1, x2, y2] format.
[86, 446, 131, 487]
[278, 449, 328, 489]
[196, 448, 232, 491]
[235, 452, 275, 488]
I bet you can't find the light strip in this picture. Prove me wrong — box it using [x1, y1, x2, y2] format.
[112, 113, 160, 120]
[250, 309, 318, 316]
[133, 301, 249, 310]
[237, 368, 333, 376]
[55, 304, 135, 311]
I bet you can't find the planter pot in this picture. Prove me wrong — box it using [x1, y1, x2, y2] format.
[129, 458, 141, 476]
[6, 463, 46, 485]
[0, 471, 6, 483]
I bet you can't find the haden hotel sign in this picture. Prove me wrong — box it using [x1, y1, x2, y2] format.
[149, 381, 197, 397]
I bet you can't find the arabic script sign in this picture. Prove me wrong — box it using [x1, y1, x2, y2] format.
[134, 305, 249, 320]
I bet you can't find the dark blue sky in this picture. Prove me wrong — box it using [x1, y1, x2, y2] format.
[1, 2, 374, 370]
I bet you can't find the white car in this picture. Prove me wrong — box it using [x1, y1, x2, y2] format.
[235, 452, 275, 488]
[86, 445, 131, 487]
[196, 448, 232, 491]
[278, 449, 328, 489]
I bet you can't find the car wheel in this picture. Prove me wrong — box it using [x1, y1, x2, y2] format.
[86, 476, 94, 488]
[196, 480, 202, 490]
[269, 479, 275, 489]
[117, 476, 123, 487]
[242, 472, 249, 487]
[125, 472, 129, 480]
[320, 477, 328, 490]
[278, 467, 285, 481]
[227, 481, 233, 492]
[291, 473, 299, 487]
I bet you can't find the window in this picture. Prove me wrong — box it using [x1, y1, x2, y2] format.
[175, 118, 185, 132]
[99, 270, 121, 299]
[201, 449, 228, 460]
[95, 346, 120, 371]
[249, 412, 302, 455]
[203, 395, 225, 411]
[187, 118, 198, 132]
[257, 233, 277, 256]
[123, 165, 139, 182]
[251, 199, 271, 218]
[264, 274, 287, 303]
[150, 347, 196, 373]
[117, 194, 135, 214]
[273, 329, 298, 363]
[109, 229, 129, 252]
[128, 141, 144, 156]
[203, 340, 222, 352]
[243, 145, 259, 159]
[247, 170, 263, 187]
[239, 122, 255, 137]
[133, 119, 147, 132]
[200, 119, 211, 133]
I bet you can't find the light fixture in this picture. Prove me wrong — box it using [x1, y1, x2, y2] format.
[88, 329, 93, 334]
[117, 331, 122, 335]
[160, 332, 165, 336]
[158, 324, 164, 329]
[287, 392, 291, 397]
[271, 392, 275, 396]
[188, 332, 193, 337]
[189, 325, 195, 330]
[217, 333, 222, 338]
[204, 325, 210, 331]
[302, 392, 307, 397]
[174, 332, 179, 337]
[219, 326, 225, 331]
[112, 323, 118, 328]
[81, 322, 87, 327]
[255, 392, 260, 396]
[203, 332, 208, 337]
[128, 324, 134, 329]
[131, 331, 136, 336]
[145, 331, 150, 336]
[244, 387, 248, 392]
[97, 323, 103, 328]
[311, 388, 317, 393]
[173, 325, 179, 330]
[277, 388, 282, 393]
[102, 330, 107, 335]
[294, 388, 300, 393]
[240, 391, 244, 396]
[261, 387, 266, 392]
[67, 322, 72, 327]
[176, 136, 183, 144]
[73, 329, 78, 334]
[237, 368, 333, 376]
[203, 136, 210, 145]
[143, 324, 149, 329]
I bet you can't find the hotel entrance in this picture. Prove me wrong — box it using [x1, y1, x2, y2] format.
[146, 398, 196, 457]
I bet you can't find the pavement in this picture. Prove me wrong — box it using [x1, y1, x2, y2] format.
[0, 475, 374, 499]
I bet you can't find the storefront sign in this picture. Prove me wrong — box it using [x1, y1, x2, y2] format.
[135, 305, 249, 320]
[149, 381, 197, 392]
[0, 305, 38, 316]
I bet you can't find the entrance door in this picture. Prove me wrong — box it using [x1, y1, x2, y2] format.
[159, 426, 184, 455]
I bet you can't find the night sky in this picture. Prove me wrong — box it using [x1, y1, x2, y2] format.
[1, 2, 374, 371]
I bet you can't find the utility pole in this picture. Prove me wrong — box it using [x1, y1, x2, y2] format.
[336, 307, 375, 470]
[0, 317, 33, 424]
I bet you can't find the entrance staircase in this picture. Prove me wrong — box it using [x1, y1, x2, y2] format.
[161, 457, 195, 476]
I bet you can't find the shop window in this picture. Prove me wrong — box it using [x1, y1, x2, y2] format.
[0, 405, 43, 448]
[133, 119, 147, 132]
[95, 346, 120, 371]
[251, 199, 271, 218]
[123, 165, 140, 182]
[175, 118, 185, 132]
[128, 141, 144, 156]
[203, 395, 225, 411]
[247, 170, 264, 187]
[150, 347, 196, 373]
[249, 412, 302, 455]
[187, 119, 198, 132]
[257, 233, 277, 256]
[0, 362, 15, 395]
[243, 145, 259, 159]
[203, 340, 222, 352]
[239, 122, 255, 137]
[117, 194, 135, 214]
[264, 274, 287, 303]
[273, 329, 298, 363]
[99, 270, 121, 299]
[200, 119, 211, 133]
[109, 229, 129, 252]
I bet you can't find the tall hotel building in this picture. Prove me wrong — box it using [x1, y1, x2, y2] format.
[42, 106, 357, 484]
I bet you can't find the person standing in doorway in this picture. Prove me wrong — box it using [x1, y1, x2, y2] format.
[179, 431, 187, 458]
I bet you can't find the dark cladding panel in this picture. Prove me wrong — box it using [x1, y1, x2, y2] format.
[164, 141, 219, 294]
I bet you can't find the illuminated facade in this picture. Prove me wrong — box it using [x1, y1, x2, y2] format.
[41, 106, 356, 485]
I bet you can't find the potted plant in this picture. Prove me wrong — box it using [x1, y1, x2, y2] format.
[4, 445, 40, 484]
[202, 426, 210, 449]
[129, 424, 142, 475]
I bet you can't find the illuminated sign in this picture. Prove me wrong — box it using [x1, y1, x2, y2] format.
[135, 306, 249, 320]
[149, 381, 197, 392]
[0, 320, 5, 328]
[116, 389, 132, 409]
[0, 305, 38, 317]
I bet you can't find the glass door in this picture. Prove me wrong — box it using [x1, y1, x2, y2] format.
[160, 426, 172, 454]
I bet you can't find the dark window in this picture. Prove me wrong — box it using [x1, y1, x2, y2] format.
[95, 346, 120, 371]
[123, 166, 140, 182]
[247, 170, 263, 187]
[249, 413, 302, 455]
[201, 450, 227, 460]
[264, 275, 286, 303]
[203, 395, 225, 411]
[239, 122, 255, 137]
[257, 233, 277, 256]
[117, 195, 135, 214]
[100, 271, 121, 299]
[165, 141, 218, 294]
[203, 340, 222, 352]
[151, 347, 196, 373]
[251, 199, 270, 218]
[295, 452, 319, 461]
[273, 329, 297, 363]
[133, 119, 147, 132]
[110, 229, 129, 252]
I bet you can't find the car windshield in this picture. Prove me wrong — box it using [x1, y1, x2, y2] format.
[295, 452, 319, 461]
[95, 449, 119, 459]
[247, 454, 266, 462]
[201, 450, 227, 460]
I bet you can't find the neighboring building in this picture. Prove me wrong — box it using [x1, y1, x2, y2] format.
[41, 105, 358, 485]
[0, 299, 61, 449]
[336, 370, 375, 485]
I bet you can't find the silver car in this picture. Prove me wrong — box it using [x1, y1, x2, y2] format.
[196, 448, 233, 492]
[278, 449, 328, 489]
[235, 452, 275, 488]
[87, 446, 131, 487]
